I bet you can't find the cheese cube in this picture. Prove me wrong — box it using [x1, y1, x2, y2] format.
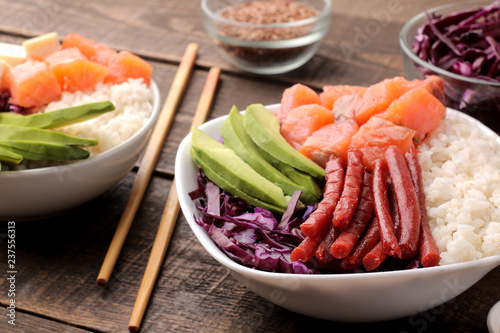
[22, 32, 60, 59]
[0, 42, 26, 66]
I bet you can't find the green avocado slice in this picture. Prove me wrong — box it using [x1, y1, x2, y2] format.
[0, 140, 90, 161]
[221, 106, 318, 206]
[0, 147, 23, 164]
[191, 148, 287, 214]
[190, 127, 288, 210]
[0, 124, 98, 147]
[243, 103, 325, 179]
[0, 101, 115, 129]
[258, 147, 323, 200]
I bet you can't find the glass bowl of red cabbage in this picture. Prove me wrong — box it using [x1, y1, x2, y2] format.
[400, 1, 500, 133]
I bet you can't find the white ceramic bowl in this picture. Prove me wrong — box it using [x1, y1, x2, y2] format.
[489, 300, 500, 333]
[176, 104, 500, 322]
[0, 80, 161, 221]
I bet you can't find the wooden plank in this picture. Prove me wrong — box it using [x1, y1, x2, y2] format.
[0, 308, 92, 332]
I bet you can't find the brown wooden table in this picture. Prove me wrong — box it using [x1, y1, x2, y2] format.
[1, 0, 499, 332]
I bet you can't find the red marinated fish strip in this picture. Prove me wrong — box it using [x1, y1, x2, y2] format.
[362, 241, 387, 271]
[341, 216, 380, 270]
[373, 158, 402, 259]
[331, 170, 374, 259]
[385, 146, 420, 260]
[290, 236, 321, 262]
[315, 225, 342, 263]
[388, 183, 401, 238]
[362, 185, 401, 271]
[300, 156, 344, 240]
[332, 149, 364, 230]
[405, 147, 440, 267]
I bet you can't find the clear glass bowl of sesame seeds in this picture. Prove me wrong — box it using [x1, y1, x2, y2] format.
[202, 0, 331, 75]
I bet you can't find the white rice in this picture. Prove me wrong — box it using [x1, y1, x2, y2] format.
[43, 78, 153, 156]
[418, 111, 500, 265]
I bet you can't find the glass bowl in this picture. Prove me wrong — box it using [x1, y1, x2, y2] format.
[201, 0, 331, 75]
[399, 1, 500, 133]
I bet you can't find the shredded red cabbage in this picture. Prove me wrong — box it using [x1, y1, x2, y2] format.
[189, 169, 322, 274]
[413, 2, 500, 82]
[411, 1, 500, 132]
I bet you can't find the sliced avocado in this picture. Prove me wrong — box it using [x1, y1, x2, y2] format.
[0, 147, 23, 164]
[221, 106, 318, 206]
[191, 148, 286, 214]
[190, 127, 288, 210]
[0, 140, 90, 161]
[0, 101, 115, 129]
[0, 124, 98, 146]
[243, 104, 325, 179]
[258, 147, 323, 199]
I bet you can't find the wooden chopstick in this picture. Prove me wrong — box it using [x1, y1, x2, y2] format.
[96, 43, 199, 287]
[128, 66, 221, 333]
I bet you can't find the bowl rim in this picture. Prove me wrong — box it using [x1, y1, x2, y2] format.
[201, 0, 332, 29]
[399, 1, 500, 87]
[488, 299, 500, 333]
[176, 103, 500, 281]
[0, 79, 161, 178]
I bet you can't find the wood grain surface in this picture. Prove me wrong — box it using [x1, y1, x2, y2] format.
[0, 0, 498, 332]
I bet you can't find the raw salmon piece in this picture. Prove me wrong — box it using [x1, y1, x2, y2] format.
[298, 119, 359, 168]
[348, 116, 415, 171]
[352, 76, 411, 126]
[280, 104, 335, 149]
[45, 47, 111, 92]
[378, 87, 446, 142]
[320, 85, 366, 110]
[404, 75, 445, 103]
[6, 59, 61, 109]
[44, 47, 87, 64]
[98, 50, 152, 86]
[332, 94, 357, 121]
[61, 33, 112, 61]
[277, 83, 321, 122]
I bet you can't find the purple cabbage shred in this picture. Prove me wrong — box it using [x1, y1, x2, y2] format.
[189, 169, 322, 274]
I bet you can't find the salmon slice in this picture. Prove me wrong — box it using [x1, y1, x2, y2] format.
[332, 94, 357, 121]
[320, 85, 366, 110]
[277, 83, 321, 122]
[63, 33, 152, 86]
[352, 76, 446, 126]
[280, 104, 335, 149]
[378, 86, 446, 142]
[61, 33, 112, 61]
[45, 47, 110, 92]
[348, 116, 415, 171]
[298, 119, 359, 168]
[404, 75, 445, 103]
[6, 59, 61, 109]
[99, 50, 152, 86]
[352, 76, 410, 126]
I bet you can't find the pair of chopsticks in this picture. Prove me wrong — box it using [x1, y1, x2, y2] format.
[95, 42, 221, 332]
[128, 66, 220, 333]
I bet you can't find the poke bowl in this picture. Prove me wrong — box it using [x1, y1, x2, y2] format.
[399, 1, 500, 133]
[0, 33, 161, 221]
[176, 100, 500, 322]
